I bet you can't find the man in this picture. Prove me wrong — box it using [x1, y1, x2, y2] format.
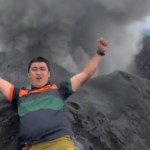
[0, 37, 108, 150]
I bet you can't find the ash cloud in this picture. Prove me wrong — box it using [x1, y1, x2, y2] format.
[0, 0, 150, 74]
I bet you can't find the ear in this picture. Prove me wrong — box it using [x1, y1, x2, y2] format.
[28, 73, 30, 79]
[48, 72, 50, 78]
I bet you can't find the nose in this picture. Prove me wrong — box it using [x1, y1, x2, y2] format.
[36, 69, 42, 74]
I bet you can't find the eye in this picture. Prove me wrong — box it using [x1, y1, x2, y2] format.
[31, 68, 38, 71]
[40, 67, 46, 71]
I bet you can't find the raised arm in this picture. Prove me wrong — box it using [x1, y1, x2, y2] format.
[71, 37, 108, 92]
[0, 78, 14, 102]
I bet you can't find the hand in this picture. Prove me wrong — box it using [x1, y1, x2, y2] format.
[97, 37, 108, 52]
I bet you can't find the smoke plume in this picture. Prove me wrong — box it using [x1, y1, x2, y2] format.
[0, 0, 150, 74]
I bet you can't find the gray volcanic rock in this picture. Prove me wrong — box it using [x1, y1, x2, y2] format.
[65, 71, 150, 150]
[0, 71, 150, 150]
[0, 98, 19, 150]
[134, 35, 150, 79]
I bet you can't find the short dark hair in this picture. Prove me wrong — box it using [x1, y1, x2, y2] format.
[28, 56, 50, 72]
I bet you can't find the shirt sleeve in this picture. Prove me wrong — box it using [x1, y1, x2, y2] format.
[11, 87, 20, 108]
[58, 80, 74, 100]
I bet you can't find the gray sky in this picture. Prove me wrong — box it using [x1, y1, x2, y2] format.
[0, 0, 150, 74]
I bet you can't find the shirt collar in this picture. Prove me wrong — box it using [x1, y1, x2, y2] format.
[31, 81, 50, 90]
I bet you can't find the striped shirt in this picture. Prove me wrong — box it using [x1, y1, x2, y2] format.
[9, 81, 74, 144]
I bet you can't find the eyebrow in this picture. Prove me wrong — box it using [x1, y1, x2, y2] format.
[31, 66, 46, 69]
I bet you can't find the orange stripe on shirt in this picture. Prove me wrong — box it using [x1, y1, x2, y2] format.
[49, 84, 58, 90]
[8, 85, 14, 102]
[19, 84, 58, 97]
[19, 89, 29, 97]
[30, 84, 58, 94]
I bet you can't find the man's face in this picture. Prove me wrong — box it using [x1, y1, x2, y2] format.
[28, 62, 50, 88]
